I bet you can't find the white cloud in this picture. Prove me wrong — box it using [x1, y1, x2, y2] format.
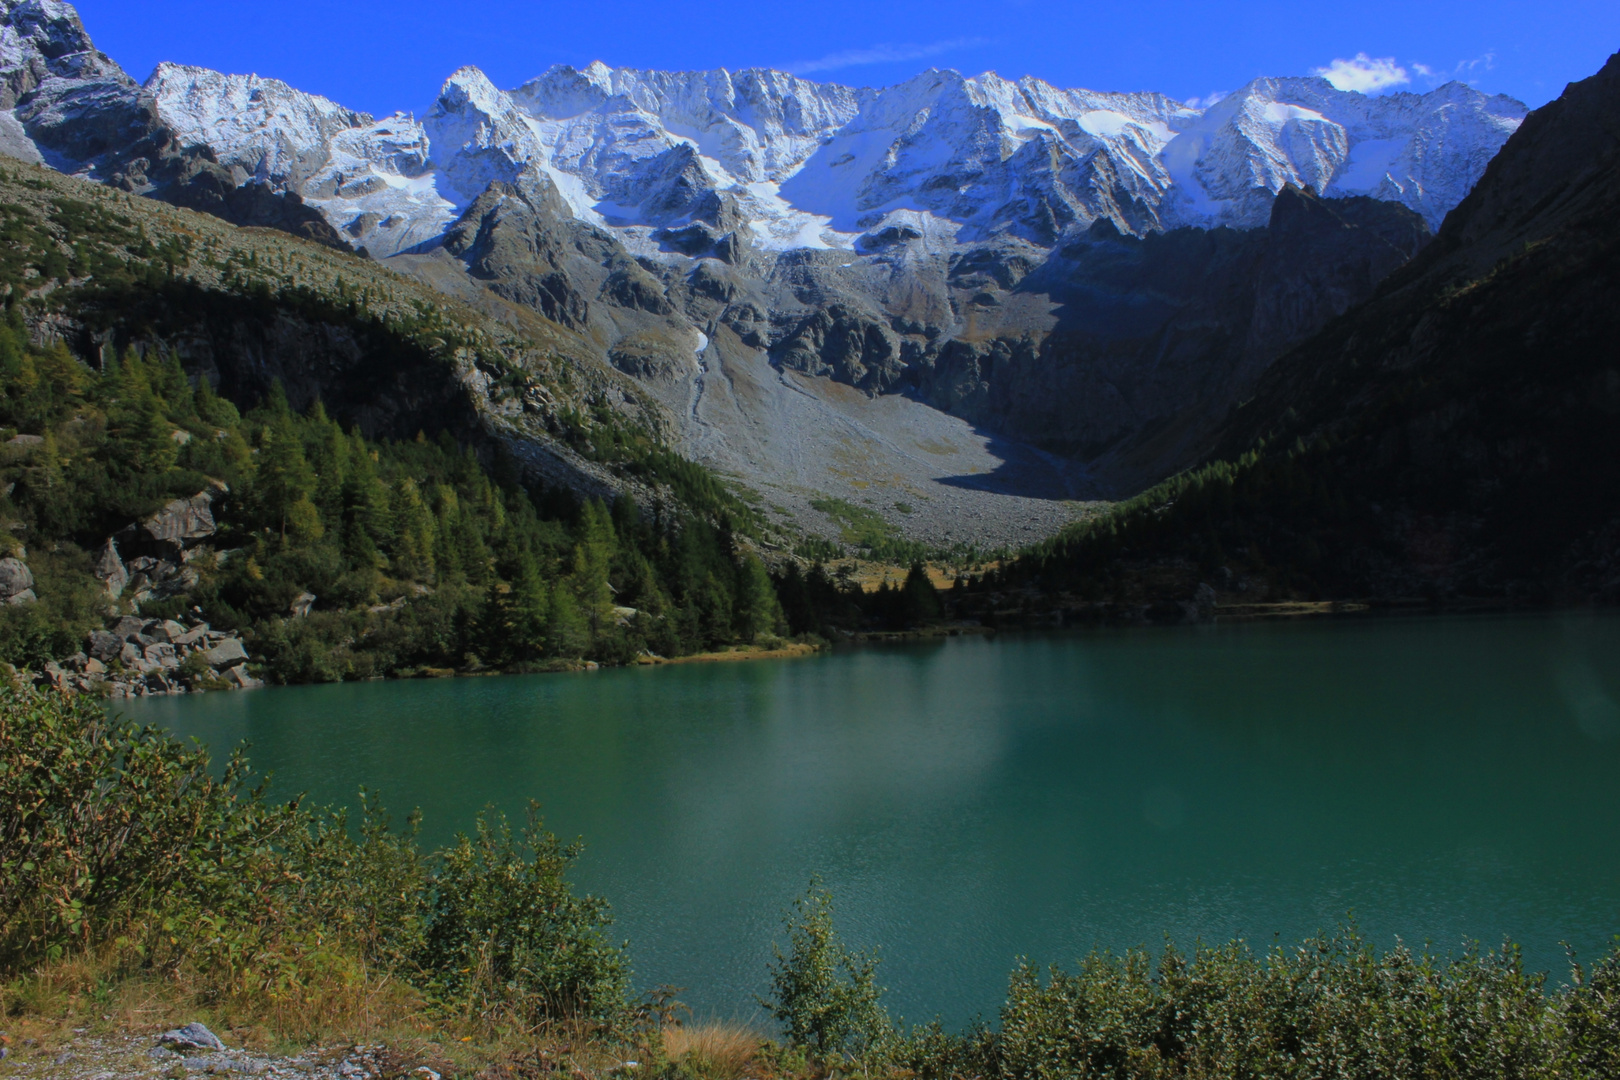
[786, 38, 989, 76]
[1184, 91, 1227, 109]
[1409, 51, 1498, 88]
[1312, 53, 1411, 93]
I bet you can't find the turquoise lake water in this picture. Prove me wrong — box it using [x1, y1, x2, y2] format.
[123, 612, 1620, 1027]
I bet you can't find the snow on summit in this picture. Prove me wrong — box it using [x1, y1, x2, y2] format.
[0, 0, 1527, 256]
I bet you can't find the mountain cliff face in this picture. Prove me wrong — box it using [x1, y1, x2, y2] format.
[0, 0, 1534, 547]
[0, 1, 349, 247]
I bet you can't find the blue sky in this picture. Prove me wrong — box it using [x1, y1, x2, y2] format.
[77, 1, 1618, 117]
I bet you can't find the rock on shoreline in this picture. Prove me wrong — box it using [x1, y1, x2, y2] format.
[34, 615, 261, 697]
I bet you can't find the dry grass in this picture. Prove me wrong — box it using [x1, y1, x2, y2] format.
[0, 948, 728, 1080]
[0, 938, 768, 1080]
[0, 948, 530, 1077]
[0, 948, 421, 1044]
[0, 959, 781, 1080]
[661, 1022, 765, 1080]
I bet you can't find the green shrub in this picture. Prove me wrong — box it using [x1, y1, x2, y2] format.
[872, 929, 1611, 1080]
[0, 686, 627, 1026]
[1562, 944, 1620, 1078]
[420, 802, 629, 1025]
[0, 682, 295, 969]
[763, 882, 890, 1060]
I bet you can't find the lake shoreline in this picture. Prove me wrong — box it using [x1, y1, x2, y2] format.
[42, 596, 1608, 700]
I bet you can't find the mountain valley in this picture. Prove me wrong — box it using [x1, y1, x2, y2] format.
[0, 0, 1530, 549]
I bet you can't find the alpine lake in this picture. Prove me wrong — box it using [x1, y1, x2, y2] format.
[122, 611, 1620, 1028]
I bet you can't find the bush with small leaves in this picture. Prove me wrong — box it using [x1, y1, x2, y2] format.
[763, 882, 890, 1061]
[419, 802, 629, 1026]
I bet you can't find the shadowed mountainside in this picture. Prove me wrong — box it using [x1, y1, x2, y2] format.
[995, 50, 1620, 610]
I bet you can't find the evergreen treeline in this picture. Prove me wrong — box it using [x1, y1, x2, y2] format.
[988, 446, 1342, 602]
[0, 308, 803, 679]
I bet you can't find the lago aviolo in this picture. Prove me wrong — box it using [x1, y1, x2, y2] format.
[124, 611, 1620, 1026]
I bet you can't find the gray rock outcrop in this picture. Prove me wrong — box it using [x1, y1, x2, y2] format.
[93, 537, 128, 598]
[159, 1023, 226, 1052]
[0, 556, 35, 604]
[202, 638, 247, 667]
[116, 491, 217, 559]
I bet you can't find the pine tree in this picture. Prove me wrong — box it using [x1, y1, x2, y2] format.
[899, 563, 944, 627]
[734, 551, 785, 642]
[546, 581, 589, 659]
[257, 414, 317, 542]
[571, 499, 617, 633]
[194, 374, 240, 428]
[111, 385, 178, 475]
[509, 552, 550, 661]
[390, 478, 436, 581]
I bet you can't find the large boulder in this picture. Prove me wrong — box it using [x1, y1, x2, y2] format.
[150, 619, 187, 642]
[116, 491, 216, 559]
[93, 537, 128, 598]
[0, 557, 35, 604]
[142, 642, 178, 669]
[110, 615, 146, 639]
[142, 492, 216, 546]
[171, 622, 210, 647]
[202, 638, 248, 668]
[85, 630, 122, 663]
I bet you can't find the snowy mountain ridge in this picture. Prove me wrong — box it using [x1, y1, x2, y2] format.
[0, 0, 1525, 259]
[147, 58, 1527, 257]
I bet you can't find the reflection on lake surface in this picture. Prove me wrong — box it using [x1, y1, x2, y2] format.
[124, 612, 1620, 1026]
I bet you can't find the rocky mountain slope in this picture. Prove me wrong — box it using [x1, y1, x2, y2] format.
[0, 157, 669, 507]
[0, 158, 823, 692]
[0, 0, 1531, 548]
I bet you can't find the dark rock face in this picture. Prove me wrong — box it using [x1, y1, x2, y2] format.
[442, 180, 593, 327]
[772, 303, 906, 392]
[924, 188, 1430, 473]
[601, 263, 673, 315]
[0, 0, 149, 165]
[1244, 187, 1432, 373]
[155, 168, 350, 250]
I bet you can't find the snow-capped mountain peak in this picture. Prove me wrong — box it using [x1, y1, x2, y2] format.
[146, 62, 368, 186]
[0, 0, 1528, 258]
